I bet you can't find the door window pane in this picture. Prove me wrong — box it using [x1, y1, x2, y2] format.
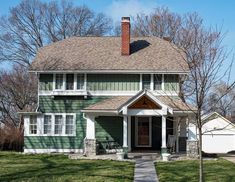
[66, 74, 74, 90]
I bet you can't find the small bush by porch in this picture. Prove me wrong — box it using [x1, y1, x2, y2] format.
[0, 152, 134, 182]
[156, 158, 235, 182]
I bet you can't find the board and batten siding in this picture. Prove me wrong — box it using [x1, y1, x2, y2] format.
[24, 96, 109, 150]
[39, 73, 180, 92]
[95, 116, 123, 150]
[87, 74, 140, 91]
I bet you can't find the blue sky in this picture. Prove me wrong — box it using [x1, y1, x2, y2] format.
[0, 0, 234, 81]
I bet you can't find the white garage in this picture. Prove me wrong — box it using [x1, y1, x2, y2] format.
[201, 112, 235, 154]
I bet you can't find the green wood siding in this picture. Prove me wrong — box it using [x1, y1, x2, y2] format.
[95, 116, 123, 149]
[164, 74, 179, 91]
[39, 74, 53, 91]
[24, 96, 109, 149]
[87, 74, 140, 91]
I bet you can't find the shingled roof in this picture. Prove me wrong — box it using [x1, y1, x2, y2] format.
[82, 95, 196, 112]
[30, 36, 188, 72]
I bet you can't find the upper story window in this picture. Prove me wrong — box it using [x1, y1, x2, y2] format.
[154, 74, 162, 90]
[164, 74, 179, 91]
[55, 74, 63, 90]
[44, 115, 52, 134]
[77, 74, 85, 90]
[66, 74, 74, 90]
[142, 74, 151, 90]
[29, 116, 37, 134]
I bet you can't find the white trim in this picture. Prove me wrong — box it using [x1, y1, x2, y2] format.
[85, 114, 95, 139]
[123, 116, 128, 148]
[74, 73, 77, 91]
[84, 73, 87, 91]
[24, 113, 76, 136]
[202, 112, 235, 127]
[24, 148, 83, 154]
[127, 109, 167, 116]
[135, 116, 152, 147]
[140, 74, 143, 90]
[150, 74, 154, 91]
[128, 116, 131, 151]
[31, 70, 190, 74]
[161, 115, 167, 148]
[162, 74, 165, 91]
[38, 90, 178, 96]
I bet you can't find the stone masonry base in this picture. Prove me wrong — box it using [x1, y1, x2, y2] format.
[187, 140, 198, 158]
[84, 138, 96, 156]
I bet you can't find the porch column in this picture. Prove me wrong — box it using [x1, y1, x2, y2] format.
[123, 115, 128, 148]
[84, 114, 96, 156]
[128, 116, 131, 152]
[161, 115, 167, 153]
[86, 115, 95, 139]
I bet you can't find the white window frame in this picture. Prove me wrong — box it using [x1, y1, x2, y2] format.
[153, 74, 163, 91]
[43, 115, 52, 135]
[29, 115, 38, 135]
[54, 73, 65, 90]
[65, 114, 76, 135]
[25, 113, 76, 136]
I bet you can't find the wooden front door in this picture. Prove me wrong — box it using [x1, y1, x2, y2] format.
[136, 117, 151, 147]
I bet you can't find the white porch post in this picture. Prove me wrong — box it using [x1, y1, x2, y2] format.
[176, 117, 180, 153]
[161, 115, 167, 152]
[86, 115, 95, 139]
[128, 116, 131, 152]
[123, 115, 128, 148]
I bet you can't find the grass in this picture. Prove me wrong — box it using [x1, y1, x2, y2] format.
[0, 152, 134, 182]
[156, 159, 235, 182]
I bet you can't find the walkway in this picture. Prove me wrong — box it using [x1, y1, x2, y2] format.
[222, 154, 235, 163]
[134, 159, 159, 182]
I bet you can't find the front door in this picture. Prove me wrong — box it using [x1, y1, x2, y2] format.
[136, 117, 152, 147]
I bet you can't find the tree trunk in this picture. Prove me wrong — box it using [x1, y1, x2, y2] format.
[198, 127, 204, 182]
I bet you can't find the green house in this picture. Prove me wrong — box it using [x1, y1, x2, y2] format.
[21, 17, 198, 157]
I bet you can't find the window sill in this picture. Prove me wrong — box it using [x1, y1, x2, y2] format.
[39, 90, 87, 96]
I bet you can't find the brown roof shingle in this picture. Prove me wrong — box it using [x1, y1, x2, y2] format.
[30, 36, 188, 72]
[82, 95, 195, 112]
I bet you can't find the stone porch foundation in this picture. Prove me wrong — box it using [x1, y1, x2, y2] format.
[84, 138, 97, 156]
[187, 140, 198, 158]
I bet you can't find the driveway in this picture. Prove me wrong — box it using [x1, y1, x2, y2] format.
[222, 154, 235, 163]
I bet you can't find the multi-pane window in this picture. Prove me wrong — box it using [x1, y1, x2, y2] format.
[66, 74, 74, 90]
[65, 115, 74, 135]
[142, 74, 151, 90]
[77, 74, 85, 90]
[55, 115, 63, 134]
[44, 115, 52, 134]
[154, 74, 162, 90]
[165, 74, 179, 91]
[29, 116, 37, 134]
[55, 74, 63, 90]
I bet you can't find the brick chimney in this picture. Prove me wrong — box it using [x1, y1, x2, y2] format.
[121, 17, 130, 55]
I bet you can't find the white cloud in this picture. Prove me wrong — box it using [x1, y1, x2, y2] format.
[106, 0, 156, 22]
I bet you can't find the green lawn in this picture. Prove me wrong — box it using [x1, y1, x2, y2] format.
[0, 152, 134, 182]
[156, 159, 235, 182]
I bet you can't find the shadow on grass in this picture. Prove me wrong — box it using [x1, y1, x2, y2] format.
[0, 153, 134, 182]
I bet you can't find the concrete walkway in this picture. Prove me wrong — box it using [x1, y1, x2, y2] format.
[222, 154, 235, 163]
[134, 159, 159, 182]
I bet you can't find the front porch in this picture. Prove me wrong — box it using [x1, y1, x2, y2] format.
[81, 90, 198, 158]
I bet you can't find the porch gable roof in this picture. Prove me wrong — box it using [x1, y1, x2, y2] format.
[81, 90, 196, 114]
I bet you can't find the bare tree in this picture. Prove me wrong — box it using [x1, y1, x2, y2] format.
[133, 8, 235, 182]
[207, 81, 235, 117]
[0, 0, 112, 66]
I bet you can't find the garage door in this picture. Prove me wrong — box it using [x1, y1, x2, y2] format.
[202, 134, 235, 153]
